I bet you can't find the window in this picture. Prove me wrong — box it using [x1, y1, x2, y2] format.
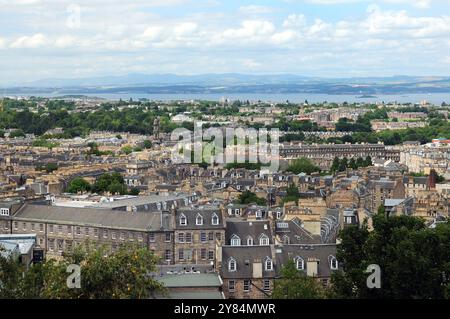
[58, 225, 63, 234]
[30, 223, 35, 231]
[49, 225, 53, 233]
[14, 222, 18, 230]
[178, 233, 185, 243]
[200, 232, 207, 243]
[196, 214, 203, 226]
[208, 250, 214, 260]
[185, 249, 192, 261]
[165, 250, 171, 262]
[259, 234, 269, 246]
[112, 231, 117, 240]
[330, 256, 338, 270]
[230, 235, 241, 246]
[128, 232, 134, 241]
[263, 280, 270, 292]
[229, 280, 235, 292]
[208, 232, 214, 241]
[265, 257, 273, 271]
[67, 226, 72, 235]
[39, 224, 44, 232]
[57, 239, 63, 252]
[179, 213, 187, 226]
[137, 233, 143, 242]
[103, 230, 108, 239]
[120, 232, 125, 240]
[85, 227, 90, 236]
[201, 248, 207, 260]
[185, 233, 192, 243]
[178, 249, 184, 260]
[149, 233, 155, 242]
[282, 235, 290, 245]
[295, 257, 305, 270]
[76, 227, 81, 235]
[22, 222, 26, 231]
[94, 228, 99, 238]
[228, 258, 237, 272]
[256, 210, 262, 219]
[243, 280, 251, 292]
[246, 236, 253, 246]
[211, 213, 219, 225]
[165, 233, 171, 242]
[48, 239, 54, 251]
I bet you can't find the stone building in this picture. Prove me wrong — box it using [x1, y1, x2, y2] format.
[173, 206, 225, 265]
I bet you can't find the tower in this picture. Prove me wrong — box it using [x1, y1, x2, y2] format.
[153, 117, 160, 140]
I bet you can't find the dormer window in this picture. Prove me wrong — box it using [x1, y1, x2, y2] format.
[259, 234, 269, 246]
[295, 257, 305, 270]
[179, 213, 187, 226]
[246, 236, 254, 246]
[265, 257, 273, 271]
[228, 258, 237, 272]
[231, 234, 241, 246]
[196, 214, 203, 226]
[256, 210, 262, 219]
[329, 256, 338, 270]
[211, 213, 219, 225]
[282, 235, 290, 245]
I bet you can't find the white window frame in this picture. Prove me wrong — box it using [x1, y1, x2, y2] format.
[211, 213, 219, 225]
[295, 257, 305, 270]
[179, 213, 187, 226]
[265, 257, 273, 271]
[228, 258, 237, 272]
[246, 236, 253, 246]
[196, 214, 203, 226]
[259, 234, 269, 246]
[230, 235, 241, 246]
[330, 256, 338, 270]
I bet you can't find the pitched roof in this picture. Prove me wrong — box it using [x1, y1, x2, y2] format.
[13, 204, 170, 231]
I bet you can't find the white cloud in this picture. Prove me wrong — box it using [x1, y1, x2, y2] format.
[173, 22, 198, 37]
[10, 33, 49, 48]
[238, 5, 274, 15]
[283, 14, 306, 28]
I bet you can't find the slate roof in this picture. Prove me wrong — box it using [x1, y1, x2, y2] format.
[275, 219, 322, 245]
[13, 204, 171, 231]
[225, 219, 273, 245]
[221, 246, 276, 279]
[274, 244, 338, 278]
[175, 206, 224, 230]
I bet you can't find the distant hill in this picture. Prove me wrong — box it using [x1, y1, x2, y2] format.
[3, 73, 450, 95]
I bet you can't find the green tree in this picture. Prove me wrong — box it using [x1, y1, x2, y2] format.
[331, 214, 450, 299]
[364, 156, 372, 167]
[272, 260, 326, 299]
[331, 157, 340, 173]
[284, 183, 300, 203]
[237, 191, 267, 206]
[121, 145, 133, 155]
[349, 158, 357, 170]
[67, 177, 91, 193]
[143, 140, 152, 149]
[1, 243, 165, 299]
[287, 158, 321, 175]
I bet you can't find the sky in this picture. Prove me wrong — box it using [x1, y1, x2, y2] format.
[1, 0, 450, 85]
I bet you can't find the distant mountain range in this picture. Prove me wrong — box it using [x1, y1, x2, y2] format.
[3, 73, 450, 95]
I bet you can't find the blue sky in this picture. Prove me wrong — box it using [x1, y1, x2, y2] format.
[1, 0, 450, 85]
